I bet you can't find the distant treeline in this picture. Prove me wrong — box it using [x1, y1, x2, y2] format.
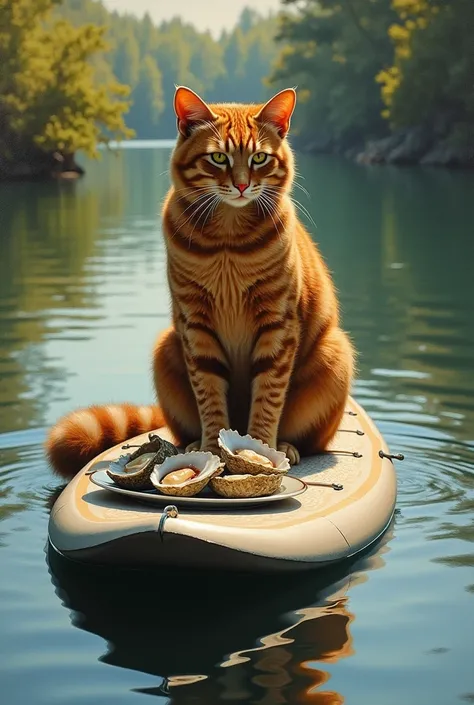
[58, 1, 281, 139]
[0, 0, 280, 180]
[1, 0, 472, 180]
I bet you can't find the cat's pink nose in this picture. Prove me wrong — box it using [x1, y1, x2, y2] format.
[236, 183, 249, 194]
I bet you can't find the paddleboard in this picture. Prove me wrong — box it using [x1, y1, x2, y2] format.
[48, 397, 397, 572]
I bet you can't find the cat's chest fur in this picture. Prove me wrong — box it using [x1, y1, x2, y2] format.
[199, 254, 254, 362]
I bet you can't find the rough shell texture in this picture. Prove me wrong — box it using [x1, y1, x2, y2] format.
[218, 429, 290, 476]
[126, 433, 179, 465]
[106, 433, 179, 490]
[210, 473, 282, 498]
[150, 452, 224, 497]
[106, 453, 156, 490]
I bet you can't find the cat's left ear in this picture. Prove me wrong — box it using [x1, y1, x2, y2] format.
[255, 88, 297, 138]
[174, 86, 217, 137]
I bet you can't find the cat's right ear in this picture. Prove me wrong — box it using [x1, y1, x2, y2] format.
[174, 86, 217, 137]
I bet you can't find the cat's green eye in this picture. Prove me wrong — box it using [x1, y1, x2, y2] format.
[210, 152, 227, 164]
[252, 152, 267, 165]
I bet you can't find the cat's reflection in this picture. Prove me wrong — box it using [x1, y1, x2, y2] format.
[153, 598, 354, 704]
[47, 522, 393, 704]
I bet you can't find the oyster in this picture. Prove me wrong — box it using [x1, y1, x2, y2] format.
[150, 452, 224, 497]
[124, 433, 179, 465]
[210, 473, 282, 499]
[106, 433, 179, 490]
[218, 429, 290, 476]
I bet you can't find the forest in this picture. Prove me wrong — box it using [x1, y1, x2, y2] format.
[0, 0, 472, 180]
[272, 0, 474, 166]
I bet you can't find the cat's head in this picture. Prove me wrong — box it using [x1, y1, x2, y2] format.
[170, 86, 296, 209]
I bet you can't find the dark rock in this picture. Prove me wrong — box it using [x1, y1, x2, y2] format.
[0, 146, 85, 182]
[386, 126, 432, 164]
[355, 131, 408, 164]
[344, 145, 364, 160]
[421, 142, 474, 167]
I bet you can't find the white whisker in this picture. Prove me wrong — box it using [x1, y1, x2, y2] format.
[198, 195, 220, 235]
[173, 194, 217, 240]
[202, 120, 223, 144]
[292, 181, 311, 199]
[289, 197, 316, 227]
[174, 186, 213, 203]
[262, 184, 315, 227]
[178, 192, 215, 220]
[264, 193, 286, 233]
[257, 193, 284, 241]
[187, 195, 219, 244]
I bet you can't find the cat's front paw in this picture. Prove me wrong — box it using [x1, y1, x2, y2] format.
[278, 441, 300, 466]
[185, 439, 221, 457]
[185, 440, 201, 453]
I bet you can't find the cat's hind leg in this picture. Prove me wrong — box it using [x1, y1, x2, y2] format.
[152, 327, 201, 448]
[279, 327, 354, 458]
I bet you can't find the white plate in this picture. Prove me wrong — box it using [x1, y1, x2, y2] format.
[89, 469, 307, 507]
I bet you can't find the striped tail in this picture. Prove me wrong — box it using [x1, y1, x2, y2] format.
[45, 404, 166, 479]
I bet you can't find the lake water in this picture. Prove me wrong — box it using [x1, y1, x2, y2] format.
[0, 144, 473, 704]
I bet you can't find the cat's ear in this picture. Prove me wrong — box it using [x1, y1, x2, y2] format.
[174, 86, 217, 137]
[255, 88, 297, 138]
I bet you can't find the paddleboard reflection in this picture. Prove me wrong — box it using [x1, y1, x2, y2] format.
[47, 521, 394, 703]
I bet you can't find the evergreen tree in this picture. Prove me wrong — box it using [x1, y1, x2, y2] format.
[50, 2, 281, 139]
[127, 55, 164, 138]
[112, 32, 140, 89]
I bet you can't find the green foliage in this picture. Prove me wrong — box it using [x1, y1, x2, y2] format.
[56, 2, 281, 138]
[269, 0, 397, 147]
[211, 11, 281, 105]
[378, 0, 474, 133]
[0, 0, 133, 164]
[272, 0, 474, 153]
[2, 0, 471, 167]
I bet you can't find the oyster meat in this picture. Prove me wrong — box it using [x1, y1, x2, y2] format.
[235, 449, 274, 469]
[218, 429, 290, 476]
[161, 467, 198, 486]
[210, 473, 282, 499]
[106, 433, 179, 490]
[150, 452, 224, 497]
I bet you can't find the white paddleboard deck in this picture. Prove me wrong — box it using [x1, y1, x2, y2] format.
[48, 397, 397, 572]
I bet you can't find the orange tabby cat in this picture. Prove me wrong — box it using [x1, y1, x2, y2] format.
[46, 86, 354, 478]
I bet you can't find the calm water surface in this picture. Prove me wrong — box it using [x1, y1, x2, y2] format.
[0, 145, 473, 704]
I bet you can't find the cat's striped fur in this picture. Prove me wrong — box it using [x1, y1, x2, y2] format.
[46, 86, 354, 478]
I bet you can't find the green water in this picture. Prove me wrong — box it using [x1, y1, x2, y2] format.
[0, 146, 473, 704]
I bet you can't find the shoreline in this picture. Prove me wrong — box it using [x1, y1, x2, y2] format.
[297, 126, 474, 169]
[1, 130, 473, 184]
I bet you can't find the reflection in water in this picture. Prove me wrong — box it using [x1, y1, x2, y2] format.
[47, 525, 393, 704]
[0, 148, 473, 705]
[49, 534, 390, 704]
[0, 178, 116, 431]
[0, 148, 172, 434]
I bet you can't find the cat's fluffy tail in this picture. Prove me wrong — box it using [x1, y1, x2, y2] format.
[45, 403, 166, 479]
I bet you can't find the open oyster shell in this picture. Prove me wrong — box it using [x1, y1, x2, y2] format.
[210, 473, 283, 498]
[150, 452, 224, 497]
[218, 429, 290, 476]
[106, 433, 179, 490]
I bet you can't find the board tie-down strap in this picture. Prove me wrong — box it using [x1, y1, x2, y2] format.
[378, 450, 405, 461]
